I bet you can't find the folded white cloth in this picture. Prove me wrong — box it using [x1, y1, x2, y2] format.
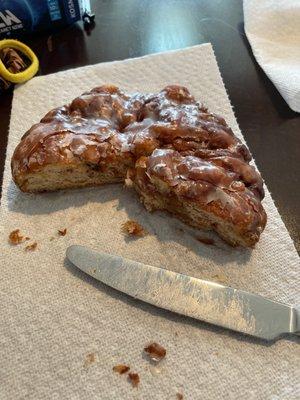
[244, 0, 300, 112]
[1, 44, 299, 400]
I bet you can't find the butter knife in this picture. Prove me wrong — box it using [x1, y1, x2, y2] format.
[66, 245, 300, 340]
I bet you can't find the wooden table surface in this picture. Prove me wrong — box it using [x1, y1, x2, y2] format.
[0, 0, 299, 251]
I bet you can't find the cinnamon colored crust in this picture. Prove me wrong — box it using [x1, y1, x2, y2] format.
[129, 150, 266, 247]
[11, 85, 267, 246]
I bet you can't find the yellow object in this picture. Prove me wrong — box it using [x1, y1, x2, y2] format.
[0, 39, 39, 84]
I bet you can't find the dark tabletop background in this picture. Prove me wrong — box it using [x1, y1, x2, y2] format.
[0, 0, 299, 251]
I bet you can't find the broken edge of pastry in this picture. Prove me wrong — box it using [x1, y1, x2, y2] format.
[130, 150, 266, 247]
[12, 162, 127, 193]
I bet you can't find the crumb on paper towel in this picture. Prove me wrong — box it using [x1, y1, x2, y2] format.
[176, 393, 183, 399]
[25, 242, 37, 251]
[212, 273, 228, 284]
[122, 220, 147, 237]
[113, 364, 130, 375]
[84, 353, 96, 368]
[144, 342, 166, 362]
[196, 236, 215, 245]
[9, 229, 24, 245]
[128, 372, 140, 388]
[58, 228, 67, 236]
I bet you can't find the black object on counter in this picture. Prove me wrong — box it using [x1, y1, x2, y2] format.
[0, 0, 93, 38]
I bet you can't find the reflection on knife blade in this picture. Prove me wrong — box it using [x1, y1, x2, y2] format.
[66, 245, 300, 341]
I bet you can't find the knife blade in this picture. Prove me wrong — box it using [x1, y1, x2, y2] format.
[66, 245, 299, 340]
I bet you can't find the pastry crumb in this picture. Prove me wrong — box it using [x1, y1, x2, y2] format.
[9, 229, 24, 245]
[144, 342, 166, 362]
[196, 236, 215, 245]
[84, 353, 96, 367]
[50, 237, 55, 241]
[58, 228, 67, 236]
[128, 372, 140, 388]
[176, 393, 183, 399]
[212, 273, 228, 284]
[122, 220, 147, 237]
[113, 364, 130, 374]
[25, 242, 37, 251]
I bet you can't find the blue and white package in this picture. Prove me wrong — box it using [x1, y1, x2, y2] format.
[0, 0, 91, 38]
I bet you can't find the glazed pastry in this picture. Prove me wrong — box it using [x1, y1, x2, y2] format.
[11, 85, 266, 246]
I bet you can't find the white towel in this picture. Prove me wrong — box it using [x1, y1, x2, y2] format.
[244, 0, 300, 112]
[1, 44, 299, 400]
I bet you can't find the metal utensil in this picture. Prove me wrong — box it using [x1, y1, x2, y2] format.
[66, 245, 300, 340]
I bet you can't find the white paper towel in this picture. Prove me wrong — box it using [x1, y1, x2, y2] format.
[1, 44, 299, 400]
[244, 0, 300, 112]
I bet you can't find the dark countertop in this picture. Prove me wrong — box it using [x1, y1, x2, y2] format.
[0, 0, 299, 250]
